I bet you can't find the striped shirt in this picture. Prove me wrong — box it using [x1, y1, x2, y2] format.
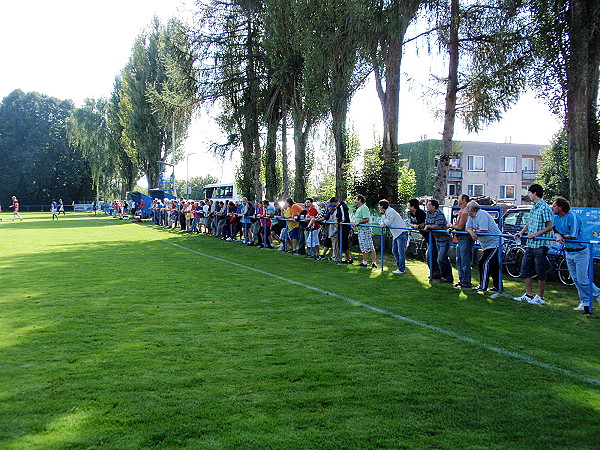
[425, 209, 450, 242]
[526, 199, 553, 248]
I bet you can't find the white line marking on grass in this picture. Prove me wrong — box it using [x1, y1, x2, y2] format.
[166, 240, 600, 388]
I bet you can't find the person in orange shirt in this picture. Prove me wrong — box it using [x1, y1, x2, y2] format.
[283, 198, 304, 254]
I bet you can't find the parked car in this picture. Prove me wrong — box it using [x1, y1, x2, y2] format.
[501, 205, 532, 235]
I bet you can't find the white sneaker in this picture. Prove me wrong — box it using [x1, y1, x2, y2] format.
[514, 293, 532, 302]
[573, 303, 585, 311]
[392, 270, 405, 274]
[527, 294, 545, 305]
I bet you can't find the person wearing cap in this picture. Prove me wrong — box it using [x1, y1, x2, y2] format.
[552, 196, 600, 311]
[353, 194, 377, 268]
[330, 197, 352, 264]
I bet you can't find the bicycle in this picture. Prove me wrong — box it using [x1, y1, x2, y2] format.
[406, 230, 428, 262]
[502, 240, 574, 285]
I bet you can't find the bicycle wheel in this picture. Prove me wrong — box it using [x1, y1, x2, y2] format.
[505, 246, 524, 278]
[557, 257, 575, 286]
[417, 239, 428, 262]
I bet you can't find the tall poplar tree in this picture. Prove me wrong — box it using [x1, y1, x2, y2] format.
[530, 0, 600, 205]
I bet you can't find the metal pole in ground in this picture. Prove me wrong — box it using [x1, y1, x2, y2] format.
[380, 227, 385, 271]
[585, 241, 595, 314]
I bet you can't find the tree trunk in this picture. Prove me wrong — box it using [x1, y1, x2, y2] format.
[292, 106, 313, 202]
[281, 103, 290, 199]
[376, 39, 401, 204]
[566, 0, 600, 206]
[433, 0, 460, 205]
[265, 111, 280, 201]
[332, 104, 349, 201]
[246, 18, 262, 201]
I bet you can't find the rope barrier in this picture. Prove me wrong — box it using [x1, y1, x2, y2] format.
[147, 208, 598, 313]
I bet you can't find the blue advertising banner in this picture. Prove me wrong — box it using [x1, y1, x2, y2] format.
[571, 207, 600, 242]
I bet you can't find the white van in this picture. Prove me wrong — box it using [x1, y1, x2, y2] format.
[202, 182, 240, 203]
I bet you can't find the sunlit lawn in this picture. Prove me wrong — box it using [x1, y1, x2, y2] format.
[0, 212, 599, 448]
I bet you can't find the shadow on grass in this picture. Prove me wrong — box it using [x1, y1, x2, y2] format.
[1, 219, 599, 447]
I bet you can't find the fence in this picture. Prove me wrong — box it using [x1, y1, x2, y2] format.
[145, 208, 599, 314]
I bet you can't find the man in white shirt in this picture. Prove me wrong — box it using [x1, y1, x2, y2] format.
[379, 199, 409, 274]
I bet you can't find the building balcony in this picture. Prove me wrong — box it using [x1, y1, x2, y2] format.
[522, 170, 538, 181]
[448, 168, 463, 180]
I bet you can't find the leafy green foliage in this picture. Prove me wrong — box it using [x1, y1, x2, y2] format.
[0, 90, 93, 205]
[119, 17, 192, 190]
[537, 131, 569, 200]
[398, 140, 440, 197]
[174, 175, 219, 200]
[398, 165, 417, 205]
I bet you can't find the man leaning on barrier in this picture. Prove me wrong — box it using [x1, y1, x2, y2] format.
[379, 199, 409, 274]
[551, 196, 600, 311]
[330, 197, 353, 264]
[424, 199, 453, 283]
[448, 194, 473, 288]
[466, 201, 502, 292]
[354, 194, 377, 268]
[514, 184, 553, 305]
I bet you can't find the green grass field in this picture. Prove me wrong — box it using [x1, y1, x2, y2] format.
[1, 212, 599, 449]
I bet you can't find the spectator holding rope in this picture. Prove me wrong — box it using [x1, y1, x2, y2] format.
[330, 197, 352, 264]
[552, 196, 600, 311]
[304, 198, 322, 259]
[353, 194, 377, 269]
[424, 199, 453, 283]
[379, 199, 409, 274]
[448, 194, 473, 288]
[284, 198, 303, 254]
[408, 198, 439, 278]
[514, 184, 553, 304]
[466, 201, 502, 292]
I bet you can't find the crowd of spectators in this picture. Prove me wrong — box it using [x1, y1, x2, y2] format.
[144, 185, 599, 312]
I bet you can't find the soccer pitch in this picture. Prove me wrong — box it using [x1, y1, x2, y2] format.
[1, 213, 599, 448]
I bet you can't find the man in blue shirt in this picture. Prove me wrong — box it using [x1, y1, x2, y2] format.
[552, 196, 600, 311]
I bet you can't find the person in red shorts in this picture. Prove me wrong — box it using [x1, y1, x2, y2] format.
[10, 196, 23, 221]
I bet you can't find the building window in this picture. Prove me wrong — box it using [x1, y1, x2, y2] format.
[500, 185, 516, 200]
[468, 155, 485, 171]
[522, 157, 535, 172]
[502, 157, 516, 172]
[447, 184, 457, 197]
[468, 184, 485, 197]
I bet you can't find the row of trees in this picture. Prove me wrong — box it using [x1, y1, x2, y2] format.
[65, 0, 600, 206]
[67, 18, 196, 201]
[0, 90, 94, 205]
[186, 0, 599, 206]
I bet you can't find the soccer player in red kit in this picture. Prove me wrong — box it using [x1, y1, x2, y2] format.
[10, 196, 23, 221]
